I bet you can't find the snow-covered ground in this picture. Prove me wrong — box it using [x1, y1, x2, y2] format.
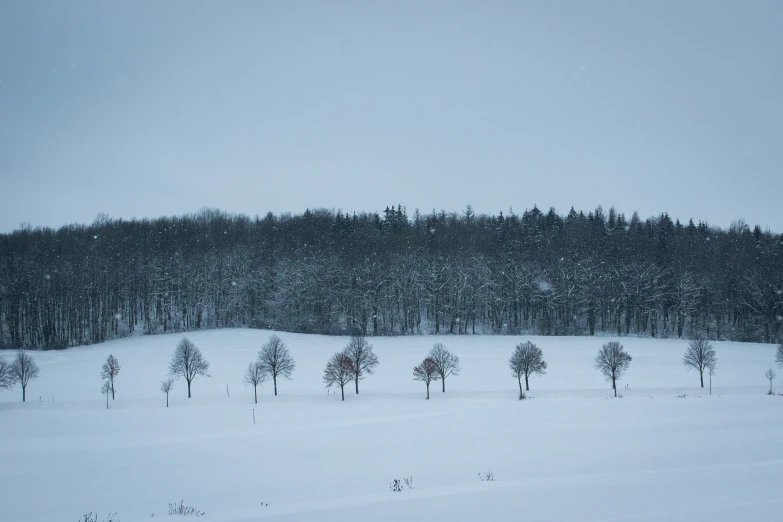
[0, 330, 781, 522]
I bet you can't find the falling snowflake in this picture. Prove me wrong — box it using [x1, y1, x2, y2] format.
[536, 280, 552, 292]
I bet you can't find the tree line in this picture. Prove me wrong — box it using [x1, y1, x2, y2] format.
[1, 205, 781, 350]
[4, 336, 783, 404]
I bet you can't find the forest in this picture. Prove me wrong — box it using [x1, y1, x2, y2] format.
[0, 205, 781, 349]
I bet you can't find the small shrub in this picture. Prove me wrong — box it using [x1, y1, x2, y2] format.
[478, 470, 494, 482]
[768, 390, 775, 396]
[390, 475, 413, 491]
[80, 513, 118, 522]
[168, 499, 205, 516]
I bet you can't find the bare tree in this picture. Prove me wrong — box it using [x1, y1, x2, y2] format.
[101, 380, 111, 409]
[766, 368, 777, 395]
[776, 343, 783, 368]
[244, 360, 266, 404]
[10, 350, 40, 402]
[708, 361, 716, 395]
[100, 355, 121, 400]
[428, 343, 460, 392]
[595, 341, 631, 397]
[508, 341, 547, 393]
[683, 339, 717, 388]
[0, 357, 13, 389]
[160, 378, 175, 407]
[413, 357, 440, 399]
[323, 352, 354, 401]
[169, 337, 210, 398]
[258, 335, 296, 396]
[344, 335, 379, 394]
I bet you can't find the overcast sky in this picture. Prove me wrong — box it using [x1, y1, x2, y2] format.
[1, 0, 781, 233]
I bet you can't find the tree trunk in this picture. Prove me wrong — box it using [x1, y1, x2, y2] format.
[426, 383, 430, 399]
[518, 377, 522, 397]
[274, 375, 278, 396]
[166, 392, 169, 407]
[355, 376, 359, 394]
[612, 377, 617, 397]
[341, 384, 345, 401]
[254, 385, 258, 404]
[442, 378, 445, 393]
[525, 374, 530, 391]
[699, 371, 704, 388]
[111, 377, 115, 400]
[187, 379, 192, 398]
[22, 385, 26, 402]
[106, 392, 109, 409]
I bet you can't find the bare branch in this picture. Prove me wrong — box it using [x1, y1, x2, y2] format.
[683, 339, 717, 388]
[169, 337, 210, 398]
[594, 341, 631, 397]
[258, 335, 296, 396]
[0, 357, 13, 390]
[413, 357, 440, 399]
[428, 343, 461, 392]
[160, 377, 175, 407]
[509, 341, 547, 392]
[243, 361, 266, 404]
[343, 335, 379, 394]
[323, 352, 354, 401]
[100, 355, 121, 400]
[10, 350, 40, 402]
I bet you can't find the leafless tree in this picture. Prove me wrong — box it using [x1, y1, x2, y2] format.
[258, 335, 296, 396]
[10, 350, 40, 402]
[765, 368, 777, 394]
[683, 339, 717, 388]
[344, 335, 379, 394]
[508, 341, 547, 393]
[100, 354, 121, 400]
[0, 357, 13, 389]
[160, 378, 175, 407]
[413, 357, 440, 399]
[323, 352, 354, 401]
[776, 343, 783, 368]
[595, 341, 631, 397]
[244, 360, 266, 404]
[101, 380, 111, 409]
[428, 343, 460, 392]
[169, 337, 210, 398]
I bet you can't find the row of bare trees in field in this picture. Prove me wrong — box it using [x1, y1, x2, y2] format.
[156, 335, 782, 403]
[3, 337, 782, 405]
[2, 207, 781, 350]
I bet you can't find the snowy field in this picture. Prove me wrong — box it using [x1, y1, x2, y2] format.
[1, 330, 781, 522]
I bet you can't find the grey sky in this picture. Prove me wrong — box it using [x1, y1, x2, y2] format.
[1, 0, 781, 232]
